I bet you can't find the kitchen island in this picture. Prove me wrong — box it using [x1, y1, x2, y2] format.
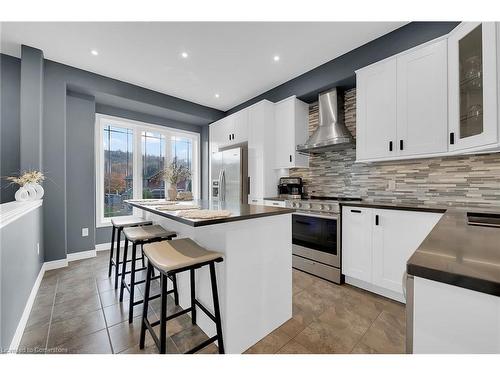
[126, 199, 294, 353]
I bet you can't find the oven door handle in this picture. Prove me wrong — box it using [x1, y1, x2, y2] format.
[295, 220, 312, 225]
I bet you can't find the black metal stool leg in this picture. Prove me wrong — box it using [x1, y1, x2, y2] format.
[108, 226, 116, 277]
[209, 262, 224, 354]
[172, 274, 179, 306]
[119, 238, 129, 302]
[140, 262, 153, 349]
[141, 244, 145, 268]
[114, 228, 122, 289]
[160, 273, 168, 354]
[190, 269, 196, 324]
[128, 242, 138, 323]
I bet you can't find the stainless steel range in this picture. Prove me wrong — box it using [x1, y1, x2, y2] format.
[286, 196, 361, 284]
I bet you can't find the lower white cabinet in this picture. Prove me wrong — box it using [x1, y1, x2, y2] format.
[342, 206, 442, 302]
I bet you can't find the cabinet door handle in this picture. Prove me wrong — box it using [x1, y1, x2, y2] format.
[375, 214, 379, 226]
[350, 209, 361, 213]
[289, 155, 292, 163]
[232, 134, 234, 140]
[399, 140, 404, 151]
[228, 134, 231, 141]
[247, 176, 250, 195]
[389, 141, 393, 152]
[450, 132, 455, 145]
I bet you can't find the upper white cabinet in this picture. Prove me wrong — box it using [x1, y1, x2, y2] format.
[342, 206, 442, 302]
[448, 22, 498, 152]
[274, 96, 309, 169]
[397, 40, 448, 157]
[356, 39, 448, 162]
[209, 108, 249, 153]
[356, 58, 397, 161]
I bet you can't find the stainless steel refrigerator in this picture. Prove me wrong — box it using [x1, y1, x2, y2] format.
[211, 146, 248, 204]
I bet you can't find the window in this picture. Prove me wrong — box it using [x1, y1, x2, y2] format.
[96, 114, 200, 227]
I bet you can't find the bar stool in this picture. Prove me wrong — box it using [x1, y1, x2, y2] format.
[108, 216, 153, 289]
[120, 225, 177, 323]
[140, 238, 224, 354]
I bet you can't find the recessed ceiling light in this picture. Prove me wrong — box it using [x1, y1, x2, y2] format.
[91, 50, 99, 56]
[215, 93, 220, 98]
[273, 55, 280, 62]
[181, 52, 189, 58]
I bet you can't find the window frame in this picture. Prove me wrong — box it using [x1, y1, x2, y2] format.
[95, 113, 200, 227]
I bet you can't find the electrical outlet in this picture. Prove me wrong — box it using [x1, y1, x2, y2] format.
[37, 243, 40, 255]
[388, 180, 396, 191]
[82, 227, 89, 237]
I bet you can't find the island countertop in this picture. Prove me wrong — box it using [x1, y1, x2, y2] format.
[126, 199, 294, 227]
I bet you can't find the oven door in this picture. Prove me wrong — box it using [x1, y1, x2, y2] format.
[292, 213, 339, 267]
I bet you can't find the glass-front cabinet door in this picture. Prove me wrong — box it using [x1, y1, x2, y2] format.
[448, 22, 498, 152]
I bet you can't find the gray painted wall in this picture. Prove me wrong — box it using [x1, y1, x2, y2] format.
[20, 46, 43, 171]
[0, 54, 21, 204]
[66, 93, 96, 254]
[227, 22, 460, 114]
[0, 206, 44, 350]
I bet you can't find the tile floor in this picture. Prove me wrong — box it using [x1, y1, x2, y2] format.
[18, 249, 405, 354]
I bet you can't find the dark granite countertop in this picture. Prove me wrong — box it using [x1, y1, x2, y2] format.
[340, 200, 500, 296]
[126, 199, 294, 227]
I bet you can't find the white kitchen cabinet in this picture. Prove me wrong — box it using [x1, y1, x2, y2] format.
[372, 209, 442, 295]
[448, 22, 499, 153]
[341, 207, 373, 283]
[209, 108, 249, 153]
[413, 277, 500, 353]
[356, 58, 397, 161]
[248, 100, 278, 201]
[274, 96, 309, 169]
[342, 206, 442, 302]
[356, 39, 448, 162]
[397, 39, 448, 157]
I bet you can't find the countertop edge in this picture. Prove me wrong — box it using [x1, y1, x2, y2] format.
[127, 201, 294, 227]
[407, 263, 500, 297]
[339, 201, 447, 214]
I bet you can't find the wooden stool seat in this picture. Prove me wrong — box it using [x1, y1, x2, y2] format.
[123, 225, 176, 242]
[111, 216, 152, 228]
[144, 238, 223, 273]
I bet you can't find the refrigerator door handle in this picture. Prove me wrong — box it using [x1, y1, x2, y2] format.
[220, 169, 226, 202]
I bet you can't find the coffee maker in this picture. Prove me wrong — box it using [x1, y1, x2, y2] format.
[277, 177, 304, 199]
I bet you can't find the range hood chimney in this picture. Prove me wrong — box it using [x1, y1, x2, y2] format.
[296, 88, 354, 154]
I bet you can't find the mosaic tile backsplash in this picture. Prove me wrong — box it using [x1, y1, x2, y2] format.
[289, 88, 500, 208]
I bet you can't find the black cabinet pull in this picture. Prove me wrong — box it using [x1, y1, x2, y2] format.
[247, 176, 250, 194]
[450, 132, 455, 145]
[232, 134, 235, 140]
[399, 140, 404, 151]
[289, 155, 292, 163]
[228, 134, 231, 141]
[350, 209, 361, 213]
[389, 141, 393, 152]
[375, 214, 379, 226]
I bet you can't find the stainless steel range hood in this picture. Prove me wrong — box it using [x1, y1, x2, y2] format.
[296, 88, 354, 154]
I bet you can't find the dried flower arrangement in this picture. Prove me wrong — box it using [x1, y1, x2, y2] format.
[162, 158, 191, 185]
[6, 169, 45, 187]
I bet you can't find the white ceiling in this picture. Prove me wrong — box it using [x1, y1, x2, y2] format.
[1, 22, 405, 111]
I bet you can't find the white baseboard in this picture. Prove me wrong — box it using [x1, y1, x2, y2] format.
[8, 263, 46, 353]
[67, 249, 96, 261]
[95, 240, 124, 252]
[345, 276, 405, 304]
[44, 258, 68, 271]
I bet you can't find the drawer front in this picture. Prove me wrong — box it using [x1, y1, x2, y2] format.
[292, 255, 341, 283]
[264, 200, 286, 207]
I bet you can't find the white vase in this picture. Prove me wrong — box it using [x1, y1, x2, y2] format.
[24, 183, 38, 200]
[15, 186, 30, 202]
[32, 183, 44, 199]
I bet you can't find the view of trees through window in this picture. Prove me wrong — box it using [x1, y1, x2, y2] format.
[142, 131, 166, 199]
[171, 136, 193, 193]
[103, 125, 133, 217]
[99, 117, 197, 223]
